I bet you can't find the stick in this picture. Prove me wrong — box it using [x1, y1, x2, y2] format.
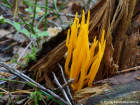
[48, 11, 80, 18]
[58, 63, 76, 105]
[52, 72, 72, 105]
[48, 20, 60, 27]
[13, 40, 33, 68]
[116, 66, 140, 74]
[46, 79, 74, 91]
[0, 87, 12, 96]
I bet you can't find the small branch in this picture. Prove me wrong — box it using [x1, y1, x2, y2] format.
[41, 97, 47, 105]
[46, 79, 74, 91]
[10, 90, 32, 94]
[0, 61, 29, 81]
[24, 98, 32, 105]
[0, 87, 12, 96]
[48, 100, 54, 105]
[0, 90, 31, 95]
[116, 66, 140, 74]
[0, 78, 26, 84]
[2, 13, 28, 17]
[13, 40, 33, 68]
[0, 70, 26, 85]
[48, 20, 60, 27]
[1, 42, 19, 52]
[48, 11, 80, 18]
[58, 63, 76, 105]
[0, 68, 10, 73]
[52, 72, 72, 105]
[134, 76, 140, 81]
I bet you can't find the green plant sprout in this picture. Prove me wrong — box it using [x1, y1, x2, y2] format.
[10, 54, 25, 68]
[65, 18, 74, 27]
[24, 46, 37, 65]
[30, 90, 42, 105]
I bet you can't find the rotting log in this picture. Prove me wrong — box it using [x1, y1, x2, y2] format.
[73, 70, 140, 104]
[24, 0, 140, 99]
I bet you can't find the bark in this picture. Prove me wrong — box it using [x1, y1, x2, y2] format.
[73, 70, 140, 104]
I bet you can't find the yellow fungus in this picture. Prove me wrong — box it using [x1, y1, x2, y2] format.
[65, 12, 79, 77]
[66, 29, 70, 47]
[65, 10, 106, 91]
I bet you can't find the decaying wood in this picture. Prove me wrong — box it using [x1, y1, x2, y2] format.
[30, 41, 67, 84]
[24, 0, 140, 91]
[73, 70, 140, 104]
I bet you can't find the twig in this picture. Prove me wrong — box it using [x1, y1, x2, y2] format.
[48, 20, 60, 27]
[1, 42, 19, 52]
[24, 98, 32, 105]
[41, 97, 47, 105]
[13, 40, 33, 68]
[48, 11, 80, 18]
[2, 13, 28, 17]
[27, 100, 34, 105]
[0, 87, 12, 96]
[0, 78, 27, 84]
[52, 72, 72, 105]
[0, 90, 31, 94]
[134, 76, 140, 81]
[0, 75, 16, 85]
[11, 90, 32, 94]
[0, 69, 10, 73]
[0, 92, 8, 94]
[0, 62, 28, 81]
[46, 79, 74, 91]
[0, 72, 5, 78]
[58, 63, 76, 105]
[0, 71, 26, 85]
[116, 66, 140, 74]
[48, 100, 54, 105]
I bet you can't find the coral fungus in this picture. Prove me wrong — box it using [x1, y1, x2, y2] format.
[65, 10, 106, 91]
